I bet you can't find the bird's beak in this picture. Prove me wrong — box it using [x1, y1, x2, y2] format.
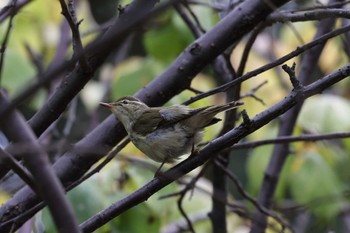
[235, 101, 244, 106]
[99, 102, 113, 108]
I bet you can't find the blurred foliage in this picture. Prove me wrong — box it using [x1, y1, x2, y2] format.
[87, 0, 118, 25]
[1, 0, 350, 232]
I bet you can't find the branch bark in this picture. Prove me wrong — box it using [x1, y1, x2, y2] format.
[0, 0, 290, 231]
[80, 62, 350, 233]
[0, 91, 80, 233]
[250, 2, 341, 231]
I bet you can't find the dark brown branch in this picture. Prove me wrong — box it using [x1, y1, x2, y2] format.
[236, 24, 264, 77]
[209, 65, 240, 233]
[0, 148, 36, 192]
[0, 1, 292, 231]
[0, 91, 80, 233]
[0, 0, 17, 84]
[79, 63, 350, 233]
[174, 4, 240, 232]
[282, 63, 302, 90]
[232, 131, 350, 150]
[181, 0, 206, 34]
[214, 160, 291, 232]
[59, 0, 90, 71]
[66, 138, 130, 190]
[241, 109, 252, 126]
[173, 2, 202, 37]
[0, 0, 166, 181]
[296, 0, 350, 11]
[250, 8, 339, 232]
[177, 193, 196, 233]
[0, 0, 165, 138]
[163, 166, 208, 233]
[269, 8, 350, 23]
[240, 80, 268, 105]
[186, 0, 227, 11]
[0, 0, 31, 22]
[184, 22, 350, 105]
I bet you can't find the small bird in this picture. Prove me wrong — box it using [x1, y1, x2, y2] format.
[100, 96, 243, 168]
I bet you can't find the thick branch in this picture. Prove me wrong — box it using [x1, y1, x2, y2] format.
[0, 0, 163, 180]
[28, 0, 160, 136]
[80, 63, 350, 233]
[0, 91, 80, 233]
[250, 6, 340, 232]
[184, 22, 350, 105]
[0, 0, 290, 231]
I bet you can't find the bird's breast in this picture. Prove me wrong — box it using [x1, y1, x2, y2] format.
[129, 124, 203, 163]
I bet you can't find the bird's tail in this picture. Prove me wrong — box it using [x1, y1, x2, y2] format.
[189, 101, 244, 128]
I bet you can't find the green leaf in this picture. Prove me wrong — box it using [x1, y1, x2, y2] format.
[298, 95, 350, 133]
[1, 48, 35, 96]
[112, 58, 161, 99]
[289, 150, 343, 220]
[143, 11, 193, 64]
[115, 203, 161, 233]
[246, 145, 273, 196]
[246, 145, 291, 200]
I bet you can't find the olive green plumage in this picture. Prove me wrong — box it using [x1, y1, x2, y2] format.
[101, 96, 243, 163]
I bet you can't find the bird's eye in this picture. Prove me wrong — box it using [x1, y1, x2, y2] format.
[122, 100, 128, 104]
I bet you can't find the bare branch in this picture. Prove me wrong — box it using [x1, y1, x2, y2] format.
[214, 160, 292, 232]
[79, 63, 350, 232]
[0, 0, 31, 22]
[0, 148, 36, 192]
[0, 91, 80, 233]
[0, 0, 17, 85]
[269, 8, 350, 23]
[59, 0, 90, 71]
[250, 8, 339, 232]
[240, 80, 268, 105]
[184, 22, 350, 105]
[232, 131, 350, 150]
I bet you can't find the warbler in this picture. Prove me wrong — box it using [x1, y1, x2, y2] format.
[100, 96, 243, 165]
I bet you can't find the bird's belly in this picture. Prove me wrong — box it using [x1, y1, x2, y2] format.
[130, 126, 203, 163]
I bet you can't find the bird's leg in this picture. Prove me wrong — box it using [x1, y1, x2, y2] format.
[154, 159, 166, 177]
[189, 142, 199, 157]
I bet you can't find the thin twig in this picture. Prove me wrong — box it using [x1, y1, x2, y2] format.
[173, 2, 202, 37]
[159, 164, 209, 233]
[187, 86, 203, 94]
[183, 23, 350, 105]
[66, 138, 130, 190]
[232, 131, 350, 150]
[24, 43, 44, 76]
[240, 80, 268, 105]
[0, 139, 130, 230]
[293, 0, 350, 11]
[0, 0, 17, 86]
[0, 148, 36, 192]
[282, 63, 302, 90]
[181, 0, 206, 34]
[59, 0, 90, 71]
[250, 8, 339, 232]
[214, 160, 292, 233]
[186, 0, 227, 11]
[177, 193, 196, 233]
[236, 24, 264, 77]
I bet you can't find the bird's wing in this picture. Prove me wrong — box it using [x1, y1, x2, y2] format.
[132, 110, 164, 135]
[132, 105, 208, 135]
[159, 105, 212, 123]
